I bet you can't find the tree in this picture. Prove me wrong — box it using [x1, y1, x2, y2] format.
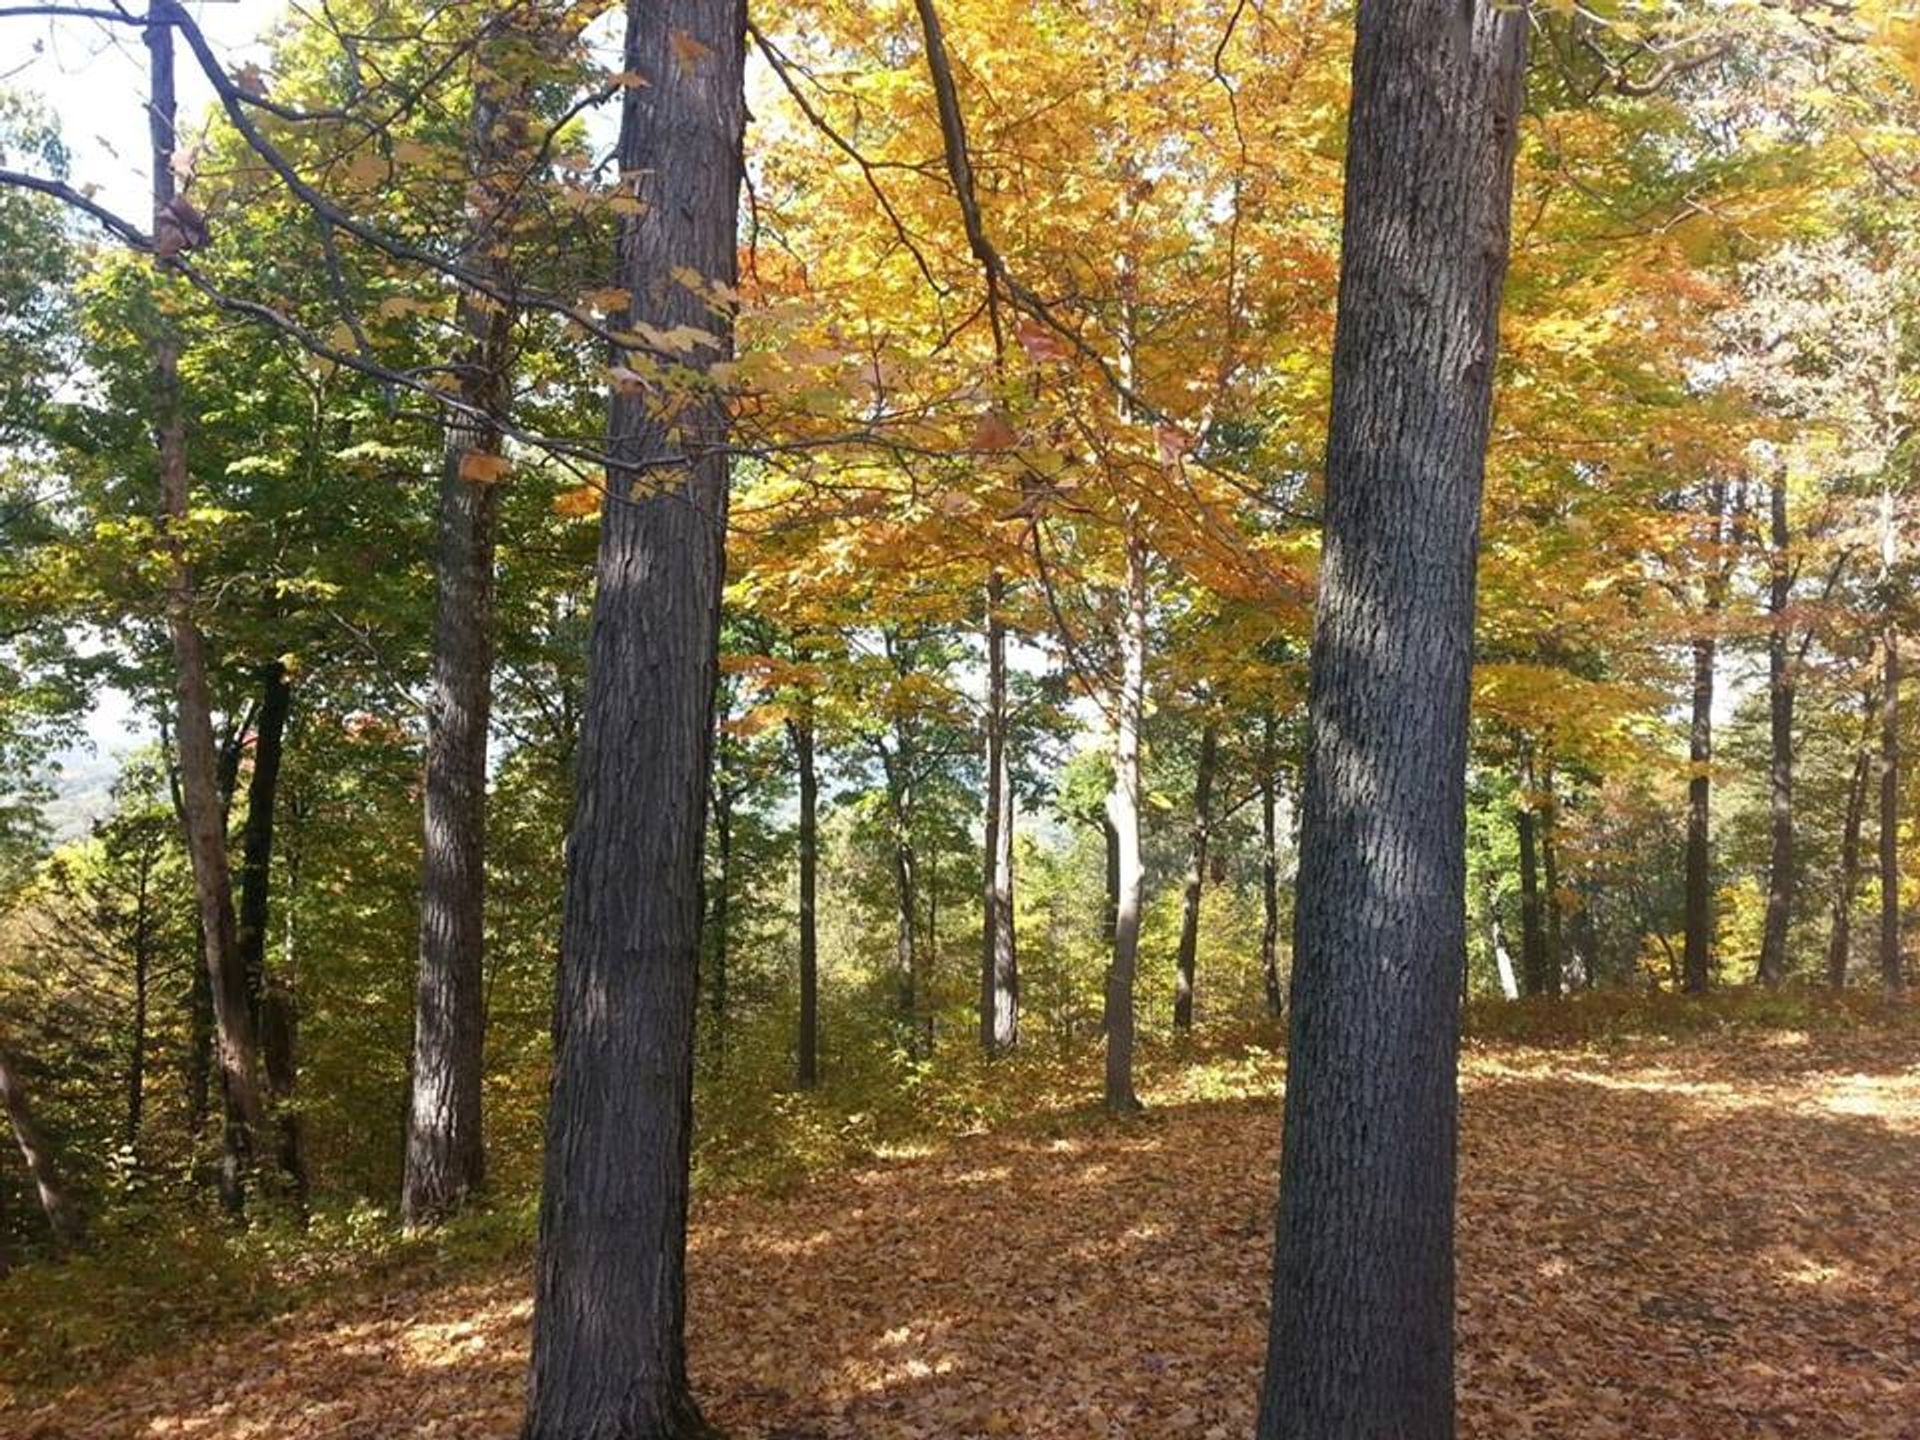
[520, 0, 744, 1431]
[980, 569, 1019, 1053]
[1258, 3, 1527, 1436]
[0, 1039, 81, 1251]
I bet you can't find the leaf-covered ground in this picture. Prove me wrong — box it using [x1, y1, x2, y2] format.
[9, 1024, 1920, 1439]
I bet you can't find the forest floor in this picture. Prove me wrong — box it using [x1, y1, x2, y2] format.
[7, 1001, 1920, 1439]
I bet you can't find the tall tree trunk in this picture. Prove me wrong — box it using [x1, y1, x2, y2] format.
[235, 660, 306, 1208]
[0, 1042, 81, 1251]
[891, 824, 920, 1054]
[147, 3, 267, 1214]
[1759, 470, 1794, 988]
[1173, 719, 1218, 1031]
[1683, 479, 1727, 996]
[1829, 708, 1873, 989]
[1103, 530, 1147, 1114]
[980, 571, 1019, 1054]
[403, 49, 524, 1231]
[1880, 621, 1902, 994]
[789, 709, 820, 1089]
[1260, 715, 1284, 1019]
[1516, 790, 1545, 997]
[1257, 6, 1526, 1437]
[520, 0, 742, 1428]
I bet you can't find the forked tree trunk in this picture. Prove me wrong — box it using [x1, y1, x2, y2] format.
[1258, 5, 1527, 1436]
[1172, 719, 1218, 1032]
[1103, 530, 1147, 1114]
[980, 571, 1019, 1054]
[1758, 470, 1794, 988]
[0, 1042, 82, 1251]
[789, 708, 820, 1088]
[403, 43, 528, 1230]
[147, 4, 268, 1213]
[520, 0, 743, 1430]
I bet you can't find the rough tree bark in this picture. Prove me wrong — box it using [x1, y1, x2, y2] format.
[519, 0, 743, 1430]
[788, 706, 820, 1088]
[403, 37, 529, 1229]
[1172, 718, 1218, 1032]
[1758, 469, 1795, 988]
[1103, 529, 1148, 1114]
[147, 2, 268, 1213]
[0, 1041, 82, 1251]
[1683, 479, 1728, 996]
[980, 570, 1019, 1054]
[1257, 5, 1527, 1436]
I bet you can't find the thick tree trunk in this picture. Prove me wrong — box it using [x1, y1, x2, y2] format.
[1260, 715, 1284, 1019]
[1257, 6, 1526, 1437]
[147, 6, 267, 1214]
[1516, 793, 1546, 996]
[520, 0, 742, 1429]
[1829, 719, 1872, 989]
[790, 710, 820, 1088]
[1103, 531, 1148, 1114]
[1172, 719, 1218, 1032]
[980, 572, 1019, 1054]
[1880, 622, 1902, 994]
[1759, 471, 1794, 988]
[236, 660, 306, 1208]
[403, 55, 525, 1230]
[0, 1042, 81, 1251]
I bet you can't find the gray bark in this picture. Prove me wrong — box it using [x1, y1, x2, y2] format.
[1258, 4, 1527, 1435]
[1758, 470, 1794, 987]
[0, 1041, 81, 1251]
[520, 0, 743, 1431]
[980, 571, 1019, 1054]
[1172, 719, 1218, 1031]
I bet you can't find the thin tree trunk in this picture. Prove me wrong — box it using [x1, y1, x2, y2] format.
[1516, 790, 1545, 996]
[708, 780, 732, 1050]
[980, 571, 1019, 1054]
[1173, 719, 1218, 1032]
[789, 709, 820, 1088]
[235, 660, 306, 1210]
[1881, 620, 1902, 994]
[1103, 530, 1147, 1114]
[1260, 715, 1284, 1019]
[403, 50, 525, 1231]
[520, 0, 741, 1427]
[126, 832, 154, 1152]
[1683, 479, 1727, 996]
[1539, 776, 1564, 998]
[147, 4, 267, 1214]
[1829, 704, 1873, 989]
[0, 1042, 81, 1251]
[1759, 470, 1794, 987]
[1258, 5, 1527, 1435]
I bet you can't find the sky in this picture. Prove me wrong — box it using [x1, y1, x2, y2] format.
[10, 4, 279, 797]
[10, 2, 274, 220]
